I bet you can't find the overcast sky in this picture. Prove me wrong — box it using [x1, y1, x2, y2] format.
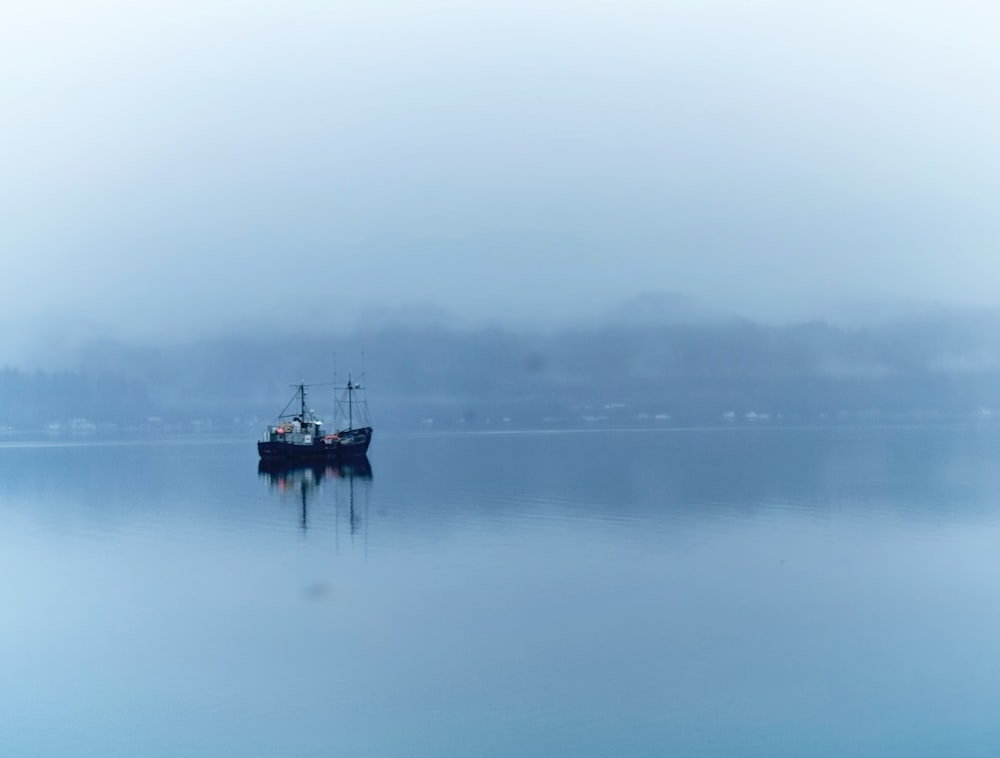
[3, 0, 1000, 340]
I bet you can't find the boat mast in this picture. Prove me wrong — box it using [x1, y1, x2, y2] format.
[299, 384, 307, 420]
[347, 375, 353, 430]
[332, 365, 366, 432]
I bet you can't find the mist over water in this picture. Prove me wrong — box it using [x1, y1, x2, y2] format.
[6, 1, 1000, 754]
[2, 291, 1000, 436]
[6, 1, 1000, 337]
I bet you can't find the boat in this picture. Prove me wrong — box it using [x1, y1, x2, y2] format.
[257, 377, 372, 461]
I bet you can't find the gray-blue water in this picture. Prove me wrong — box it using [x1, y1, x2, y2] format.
[3, 427, 1000, 756]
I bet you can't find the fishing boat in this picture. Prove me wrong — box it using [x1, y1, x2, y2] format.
[257, 377, 372, 461]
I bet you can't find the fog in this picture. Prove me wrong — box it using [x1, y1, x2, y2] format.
[0, 294, 996, 434]
[5, 0, 1000, 429]
[4, 0, 1000, 345]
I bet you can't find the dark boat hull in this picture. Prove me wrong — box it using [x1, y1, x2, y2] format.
[257, 427, 372, 461]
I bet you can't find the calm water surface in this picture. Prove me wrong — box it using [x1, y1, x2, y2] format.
[2, 427, 1000, 756]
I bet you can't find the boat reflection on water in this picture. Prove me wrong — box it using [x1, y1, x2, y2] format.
[257, 456, 373, 484]
[258, 456, 373, 533]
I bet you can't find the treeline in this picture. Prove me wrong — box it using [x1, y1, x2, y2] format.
[39, 311, 1000, 429]
[0, 368, 154, 428]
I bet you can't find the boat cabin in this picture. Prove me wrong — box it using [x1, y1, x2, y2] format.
[267, 415, 323, 445]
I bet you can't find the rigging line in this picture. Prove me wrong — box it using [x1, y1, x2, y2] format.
[276, 387, 302, 419]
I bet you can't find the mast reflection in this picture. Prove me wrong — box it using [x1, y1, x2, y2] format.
[258, 456, 373, 533]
